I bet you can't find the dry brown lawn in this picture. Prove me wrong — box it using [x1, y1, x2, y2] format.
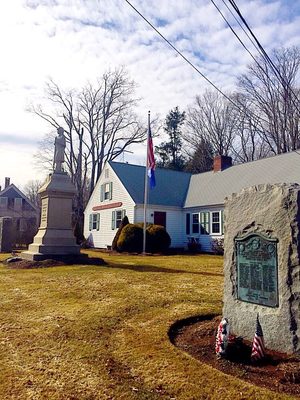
[0, 251, 294, 399]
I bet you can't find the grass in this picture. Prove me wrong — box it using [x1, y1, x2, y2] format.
[0, 251, 293, 400]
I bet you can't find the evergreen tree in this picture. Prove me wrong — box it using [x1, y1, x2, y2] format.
[156, 106, 186, 170]
[185, 139, 214, 173]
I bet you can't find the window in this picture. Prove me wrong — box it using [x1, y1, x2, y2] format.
[112, 210, 126, 230]
[89, 214, 100, 231]
[0, 197, 8, 208]
[16, 218, 27, 232]
[192, 213, 199, 234]
[189, 211, 223, 236]
[200, 212, 210, 235]
[186, 213, 190, 235]
[20, 218, 27, 232]
[211, 211, 221, 234]
[104, 183, 111, 200]
[14, 198, 22, 210]
[100, 182, 113, 201]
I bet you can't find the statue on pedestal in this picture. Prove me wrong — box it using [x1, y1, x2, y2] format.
[54, 127, 66, 173]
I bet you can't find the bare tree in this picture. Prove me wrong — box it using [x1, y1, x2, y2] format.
[185, 138, 214, 173]
[229, 93, 271, 163]
[30, 68, 146, 240]
[185, 91, 237, 157]
[23, 179, 43, 209]
[238, 47, 300, 155]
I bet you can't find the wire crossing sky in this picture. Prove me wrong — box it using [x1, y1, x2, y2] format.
[0, 0, 299, 186]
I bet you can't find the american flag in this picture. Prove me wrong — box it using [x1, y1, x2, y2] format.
[147, 117, 156, 189]
[251, 314, 266, 361]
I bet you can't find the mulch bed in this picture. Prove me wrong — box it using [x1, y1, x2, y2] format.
[170, 315, 300, 397]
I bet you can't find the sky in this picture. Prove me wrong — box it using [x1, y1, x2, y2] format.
[0, 0, 300, 189]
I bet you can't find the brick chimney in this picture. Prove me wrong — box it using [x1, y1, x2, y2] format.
[213, 155, 232, 172]
[4, 177, 10, 188]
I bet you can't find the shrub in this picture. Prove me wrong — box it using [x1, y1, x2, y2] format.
[81, 233, 94, 249]
[116, 223, 171, 254]
[146, 224, 171, 253]
[112, 216, 129, 251]
[187, 237, 201, 253]
[117, 224, 143, 253]
[212, 238, 224, 255]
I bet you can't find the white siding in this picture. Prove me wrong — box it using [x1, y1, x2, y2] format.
[135, 205, 184, 248]
[84, 164, 135, 248]
[184, 205, 224, 252]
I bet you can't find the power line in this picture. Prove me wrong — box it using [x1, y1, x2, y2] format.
[220, 0, 262, 56]
[123, 0, 271, 127]
[211, 0, 300, 117]
[123, 0, 235, 105]
[210, 0, 267, 75]
[227, 0, 300, 114]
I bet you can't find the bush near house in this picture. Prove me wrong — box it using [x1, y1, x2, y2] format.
[117, 223, 171, 253]
[146, 224, 171, 253]
[117, 223, 143, 253]
[112, 216, 129, 251]
[212, 238, 224, 255]
[187, 237, 201, 253]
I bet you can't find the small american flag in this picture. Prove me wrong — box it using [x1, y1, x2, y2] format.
[251, 314, 266, 361]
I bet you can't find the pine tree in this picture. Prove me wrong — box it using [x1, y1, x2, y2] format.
[156, 106, 186, 170]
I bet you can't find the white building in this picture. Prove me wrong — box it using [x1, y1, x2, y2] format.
[84, 151, 300, 251]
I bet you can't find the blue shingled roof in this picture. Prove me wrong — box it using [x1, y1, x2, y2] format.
[109, 161, 191, 207]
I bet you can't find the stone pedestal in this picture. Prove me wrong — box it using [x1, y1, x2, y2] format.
[223, 183, 300, 354]
[22, 172, 80, 261]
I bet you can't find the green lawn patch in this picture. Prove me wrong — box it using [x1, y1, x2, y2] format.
[0, 252, 291, 399]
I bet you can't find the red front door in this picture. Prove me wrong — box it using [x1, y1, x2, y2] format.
[154, 211, 166, 228]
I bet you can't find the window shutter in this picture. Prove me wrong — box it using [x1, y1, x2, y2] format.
[221, 210, 224, 235]
[109, 182, 113, 200]
[206, 212, 210, 234]
[121, 209, 126, 219]
[96, 214, 100, 231]
[89, 214, 92, 231]
[111, 211, 116, 230]
[100, 184, 104, 202]
[186, 213, 190, 235]
[199, 212, 211, 235]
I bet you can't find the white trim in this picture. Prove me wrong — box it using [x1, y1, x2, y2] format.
[210, 210, 222, 235]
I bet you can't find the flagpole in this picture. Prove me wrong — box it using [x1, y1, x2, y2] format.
[143, 111, 150, 254]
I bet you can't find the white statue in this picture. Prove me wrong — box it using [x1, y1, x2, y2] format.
[54, 127, 66, 172]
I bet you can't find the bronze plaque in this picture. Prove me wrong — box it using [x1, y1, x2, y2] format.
[235, 233, 278, 307]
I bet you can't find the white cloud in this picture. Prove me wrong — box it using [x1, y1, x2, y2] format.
[0, 0, 299, 186]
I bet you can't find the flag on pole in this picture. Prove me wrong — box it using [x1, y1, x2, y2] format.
[147, 119, 156, 189]
[251, 314, 266, 361]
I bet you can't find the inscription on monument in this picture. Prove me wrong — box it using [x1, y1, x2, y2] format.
[41, 199, 48, 225]
[235, 233, 278, 307]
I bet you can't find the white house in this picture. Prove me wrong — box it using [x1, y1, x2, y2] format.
[84, 151, 300, 251]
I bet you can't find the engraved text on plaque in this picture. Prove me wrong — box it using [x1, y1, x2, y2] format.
[235, 233, 278, 307]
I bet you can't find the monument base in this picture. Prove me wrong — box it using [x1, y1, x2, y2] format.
[21, 250, 89, 262]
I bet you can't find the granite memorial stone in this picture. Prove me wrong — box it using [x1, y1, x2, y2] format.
[223, 183, 300, 354]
